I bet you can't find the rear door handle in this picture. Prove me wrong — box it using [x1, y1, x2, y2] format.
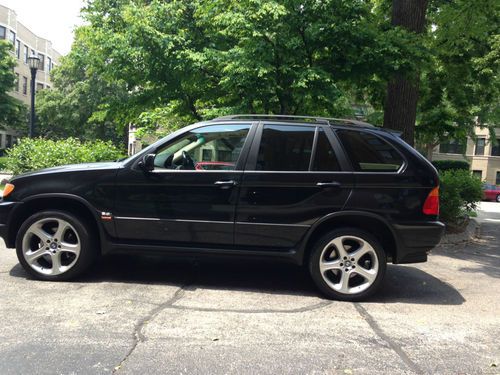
[214, 180, 237, 188]
[316, 181, 341, 188]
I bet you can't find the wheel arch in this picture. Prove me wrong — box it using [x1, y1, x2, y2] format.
[299, 211, 398, 265]
[7, 194, 105, 250]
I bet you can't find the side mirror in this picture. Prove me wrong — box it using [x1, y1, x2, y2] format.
[139, 154, 155, 172]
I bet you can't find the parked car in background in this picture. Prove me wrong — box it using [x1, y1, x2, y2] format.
[0, 115, 445, 301]
[482, 184, 500, 202]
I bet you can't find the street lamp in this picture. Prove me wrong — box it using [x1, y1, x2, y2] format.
[27, 54, 40, 138]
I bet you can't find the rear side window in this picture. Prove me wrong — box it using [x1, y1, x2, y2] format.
[337, 130, 404, 172]
[312, 129, 340, 171]
[256, 125, 314, 171]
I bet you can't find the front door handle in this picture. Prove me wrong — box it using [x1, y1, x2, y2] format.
[316, 181, 341, 188]
[214, 180, 237, 188]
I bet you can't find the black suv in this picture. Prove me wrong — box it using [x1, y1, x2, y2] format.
[0, 115, 444, 300]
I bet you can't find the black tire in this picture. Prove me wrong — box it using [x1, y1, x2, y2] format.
[309, 227, 387, 301]
[16, 210, 99, 281]
[496, 194, 500, 203]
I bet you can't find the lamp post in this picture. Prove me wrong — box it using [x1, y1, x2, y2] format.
[27, 55, 40, 138]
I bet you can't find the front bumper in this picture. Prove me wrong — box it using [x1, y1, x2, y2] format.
[0, 201, 22, 248]
[393, 221, 445, 264]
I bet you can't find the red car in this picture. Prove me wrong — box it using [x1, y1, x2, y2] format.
[483, 184, 500, 202]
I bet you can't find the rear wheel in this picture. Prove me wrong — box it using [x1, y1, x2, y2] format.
[496, 194, 500, 203]
[309, 228, 386, 301]
[16, 210, 98, 280]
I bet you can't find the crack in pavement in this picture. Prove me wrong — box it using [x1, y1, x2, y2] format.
[112, 284, 190, 373]
[354, 303, 422, 374]
[169, 300, 333, 314]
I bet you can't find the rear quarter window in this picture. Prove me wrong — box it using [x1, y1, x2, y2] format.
[337, 130, 404, 172]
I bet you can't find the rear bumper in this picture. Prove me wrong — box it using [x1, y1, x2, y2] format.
[393, 221, 445, 264]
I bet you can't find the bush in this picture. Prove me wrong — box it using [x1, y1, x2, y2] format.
[0, 156, 8, 171]
[432, 160, 470, 172]
[439, 169, 483, 225]
[5, 138, 125, 175]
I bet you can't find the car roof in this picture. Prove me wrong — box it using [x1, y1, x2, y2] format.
[208, 114, 401, 135]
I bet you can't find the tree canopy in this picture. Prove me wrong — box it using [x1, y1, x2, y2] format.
[35, 0, 499, 147]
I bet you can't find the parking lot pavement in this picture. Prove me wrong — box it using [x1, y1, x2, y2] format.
[0, 206, 499, 374]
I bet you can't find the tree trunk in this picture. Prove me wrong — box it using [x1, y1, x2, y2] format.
[383, 0, 428, 146]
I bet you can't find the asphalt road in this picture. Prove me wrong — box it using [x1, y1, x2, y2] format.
[0, 204, 499, 374]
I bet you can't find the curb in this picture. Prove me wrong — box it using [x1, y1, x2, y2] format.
[440, 218, 480, 245]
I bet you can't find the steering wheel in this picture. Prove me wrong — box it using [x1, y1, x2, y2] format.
[181, 151, 195, 170]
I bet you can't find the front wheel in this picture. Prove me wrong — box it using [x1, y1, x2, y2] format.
[16, 210, 98, 281]
[496, 194, 500, 203]
[309, 228, 386, 301]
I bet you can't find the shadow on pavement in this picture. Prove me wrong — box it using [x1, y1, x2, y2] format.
[9, 254, 464, 305]
[436, 222, 500, 279]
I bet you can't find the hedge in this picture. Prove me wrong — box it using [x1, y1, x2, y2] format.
[439, 169, 483, 226]
[5, 138, 125, 175]
[432, 160, 470, 172]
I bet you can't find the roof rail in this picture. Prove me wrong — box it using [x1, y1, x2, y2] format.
[211, 114, 374, 127]
[212, 114, 330, 124]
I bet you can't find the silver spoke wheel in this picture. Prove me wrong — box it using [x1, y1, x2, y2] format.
[22, 218, 81, 276]
[319, 235, 379, 295]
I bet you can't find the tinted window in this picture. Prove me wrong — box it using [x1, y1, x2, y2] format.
[154, 124, 250, 170]
[256, 125, 314, 171]
[313, 129, 340, 171]
[338, 130, 404, 172]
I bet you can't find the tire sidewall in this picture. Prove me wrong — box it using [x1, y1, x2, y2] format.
[309, 227, 387, 301]
[16, 210, 97, 281]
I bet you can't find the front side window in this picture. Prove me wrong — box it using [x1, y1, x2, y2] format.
[256, 125, 314, 171]
[154, 124, 250, 170]
[337, 130, 404, 172]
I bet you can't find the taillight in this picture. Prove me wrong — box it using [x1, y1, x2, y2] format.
[423, 187, 439, 215]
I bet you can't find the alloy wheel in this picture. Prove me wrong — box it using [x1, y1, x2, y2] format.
[21, 218, 81, 276]
[319, 235, 379, 295]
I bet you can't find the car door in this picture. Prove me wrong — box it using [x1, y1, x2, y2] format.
[113, 123, 255, 246]
[235, 123, 354, 249]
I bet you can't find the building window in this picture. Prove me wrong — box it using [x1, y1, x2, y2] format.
[6, 135, 12, 148]
[15, 40, 20, 59]
[38, 53, 45, 71]
[475, 138, 485, 155]
[497, 171, 500, 185]
[472, 170, 482, 180]
[0, 26, 5, 39]
[15, 73, 19, 91]
[492, 140, 500, 156]
[439, 139, 466, 154]
[24, 45, 28, 63]
[8, 30, 15, 45]
[47, 56, 52, 72]
[36, 83, 44, 92]
[22, 76, 28, 95]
